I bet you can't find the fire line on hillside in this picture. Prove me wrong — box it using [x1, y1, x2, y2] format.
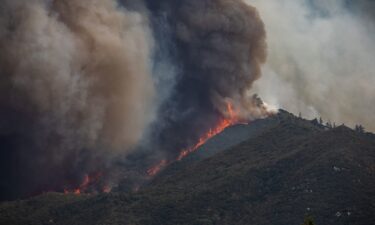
[147, 102, 247, 176]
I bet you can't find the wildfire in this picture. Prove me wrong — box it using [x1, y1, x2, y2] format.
[146, 160, 168, 176]
[102, 185, 112, 193]
[64, 172, 110, 195]
[177, 118, 235, 160]
[147, 102, 242, 176]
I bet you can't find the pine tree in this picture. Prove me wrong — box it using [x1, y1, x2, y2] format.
[355, 125, 365, 133]
[359, 125, 365, 133]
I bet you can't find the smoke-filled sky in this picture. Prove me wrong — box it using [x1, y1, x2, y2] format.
[0, 0, 268, 200]
[0, 0, 374, 200]
[0, 0, 158, 199]
[146, 0, 268, 156]
[247, 0, 375, 130]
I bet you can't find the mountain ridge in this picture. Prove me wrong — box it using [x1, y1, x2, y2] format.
[1, 110, 374, 225]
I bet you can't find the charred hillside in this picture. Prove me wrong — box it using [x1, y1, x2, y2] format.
[1, 111, 374, 225]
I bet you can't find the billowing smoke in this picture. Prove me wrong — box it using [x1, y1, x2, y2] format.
[0, 0, 155, 200]
[247, 0, 375, 130]
[145, 0, 268, 157]
[0, 0, 268, 200]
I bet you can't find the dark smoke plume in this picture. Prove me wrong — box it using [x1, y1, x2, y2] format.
[0, 0, 268, 200]
[145, 0, 268, 157]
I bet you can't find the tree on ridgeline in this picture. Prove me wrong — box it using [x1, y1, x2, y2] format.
[355, 125, 365, 133]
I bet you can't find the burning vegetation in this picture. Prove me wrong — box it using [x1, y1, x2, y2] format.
[147, 102, 241, 176]
[147, 100, 272, 176]
[177, 103, 242, 161]
[63, 173, 111, 195]
[0, 0, 269, 200]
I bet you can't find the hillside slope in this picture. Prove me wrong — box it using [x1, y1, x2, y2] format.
[1, 112, 374, 225]
[154, 110, 316, 178]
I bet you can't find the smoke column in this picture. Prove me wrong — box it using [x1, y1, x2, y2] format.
[0, 0, 155, 200]
[145, 0, 268, 158]
[247, 0, 375, 130]
[0, 0, 269, 200]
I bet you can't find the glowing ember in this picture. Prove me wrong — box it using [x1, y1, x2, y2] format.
[180, 125, 225, 158]
[147, 160, 168, 176]
[64, 172, 108, 195]
[102, 185, 112, 193]
[147, 102, 242, 176]
[178, 103, 241, 160]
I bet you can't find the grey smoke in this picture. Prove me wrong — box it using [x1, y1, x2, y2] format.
[0, 0, 155, 198]
[3, 0, 354, 199]
[146, 0, 269, 158]
[247, 0, 375, 130]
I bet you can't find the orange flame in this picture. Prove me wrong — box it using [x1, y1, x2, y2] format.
[102, 185, 112, 193]
[177, 102, 240, 160]
[64, 172, 108, 195]
[147, 102, 242, 176]
[146, 159, 168, 176]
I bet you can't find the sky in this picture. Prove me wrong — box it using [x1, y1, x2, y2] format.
[247, 0, 375, 130]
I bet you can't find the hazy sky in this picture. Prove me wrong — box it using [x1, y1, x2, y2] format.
[247, 0, 375, 130]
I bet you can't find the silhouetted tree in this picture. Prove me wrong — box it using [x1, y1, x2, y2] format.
[319, 117, 323, 125]
[355, 125, 365, 133]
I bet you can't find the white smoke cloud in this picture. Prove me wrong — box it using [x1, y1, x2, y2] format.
[246, 0, 375, 130]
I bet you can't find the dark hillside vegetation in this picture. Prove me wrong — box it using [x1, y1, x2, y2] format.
[1, 111, 374, 225]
